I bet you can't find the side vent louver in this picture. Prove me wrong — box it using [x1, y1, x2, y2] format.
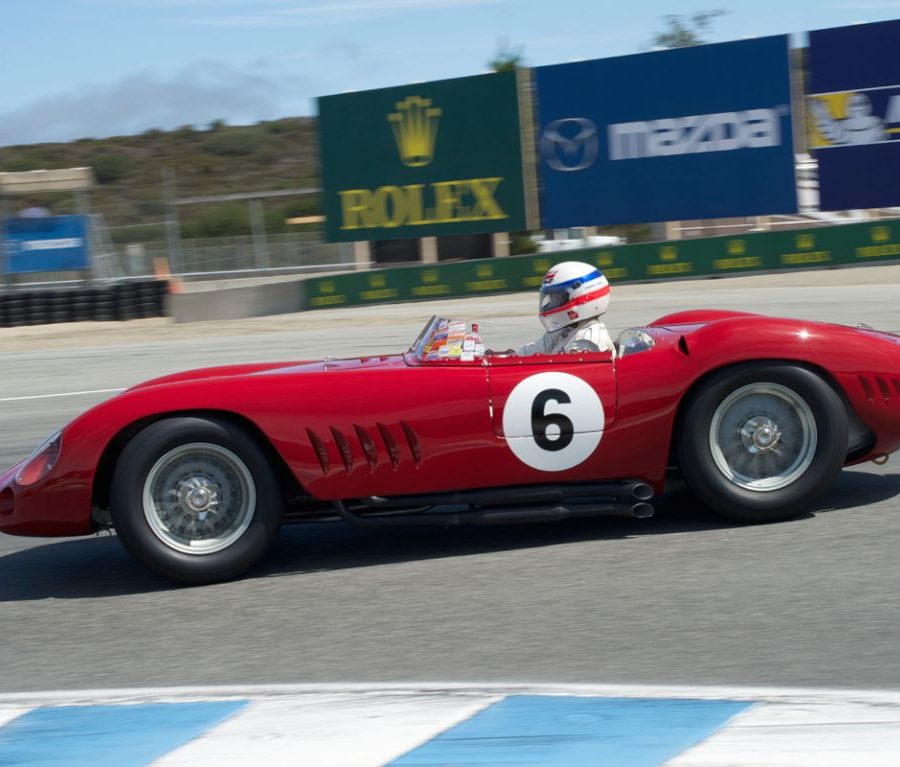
[330, 427, 354, 473]
[306, 429, 329, 475]
[858, 374, 899, 407]
[354, 425, 378, 471]
[377, 422, 400, 469]
[309, 423, 420, 475]
[400, 420, 421, 465]
[859, 375, 875, 404]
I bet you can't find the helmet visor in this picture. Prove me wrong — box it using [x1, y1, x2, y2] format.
[539, 283, 577, 313]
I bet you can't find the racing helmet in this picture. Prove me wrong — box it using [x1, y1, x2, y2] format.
[539, 261, 610, 332]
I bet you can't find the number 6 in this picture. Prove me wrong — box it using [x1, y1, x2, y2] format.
[531, 389, 575, 451]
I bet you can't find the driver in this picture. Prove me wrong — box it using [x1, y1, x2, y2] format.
[517, 261, 613, 355]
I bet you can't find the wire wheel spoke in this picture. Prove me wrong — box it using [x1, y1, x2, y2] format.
[143, 442, 256, 555]
[709, 383, 817, 492]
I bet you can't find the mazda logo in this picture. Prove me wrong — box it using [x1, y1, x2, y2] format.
[540, 117, 599, 172]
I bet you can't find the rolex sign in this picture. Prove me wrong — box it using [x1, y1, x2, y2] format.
[319, 72, 530, 242]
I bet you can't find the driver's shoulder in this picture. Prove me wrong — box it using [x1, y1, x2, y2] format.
[573, 320, 612, 349]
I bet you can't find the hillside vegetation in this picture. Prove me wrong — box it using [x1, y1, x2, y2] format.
[0, 118, 321, 241]
[0, 118, 648, 251]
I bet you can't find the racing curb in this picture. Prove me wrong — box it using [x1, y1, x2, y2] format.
[2, 683, 900, 766]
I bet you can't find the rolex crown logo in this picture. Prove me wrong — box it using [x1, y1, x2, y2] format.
[388, 96, 441, 167]
[727, 239, 746, 256]
[872, 226, 890, 243]
[796, 234, 815, 250]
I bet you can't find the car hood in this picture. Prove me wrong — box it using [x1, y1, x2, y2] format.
[127, 354, 407, 392]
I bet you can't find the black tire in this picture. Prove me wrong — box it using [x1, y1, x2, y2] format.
[113, 283, 138, 321]
[110, 417, 284, 584]
[25, 291, 48, 325]
[676, 363, 848, 523]
[91, 288, 113, 321]
[71, 304, 93, 323]
[49, 292, 71, 324]
[6, 298, 26, 327]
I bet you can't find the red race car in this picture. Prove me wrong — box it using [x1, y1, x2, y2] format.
[2, 311, 899, 584]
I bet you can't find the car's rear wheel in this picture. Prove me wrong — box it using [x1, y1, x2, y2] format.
[677, 363, 848, 522]
[111, 417, 283, 584]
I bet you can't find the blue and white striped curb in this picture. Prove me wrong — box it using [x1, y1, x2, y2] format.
[1, 684, 900, 766]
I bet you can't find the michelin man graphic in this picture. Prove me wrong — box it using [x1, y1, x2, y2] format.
[810, 92, 886, 145]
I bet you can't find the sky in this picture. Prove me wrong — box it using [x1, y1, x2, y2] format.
[0, 0, 898, 146]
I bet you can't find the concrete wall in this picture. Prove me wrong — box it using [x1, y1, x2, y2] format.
[170, 278, 303, 323]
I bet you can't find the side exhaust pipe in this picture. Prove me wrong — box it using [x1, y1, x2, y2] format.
[334, 499, 654, 529]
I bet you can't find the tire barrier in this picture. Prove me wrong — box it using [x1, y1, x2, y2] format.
[0, 280, 170, 328]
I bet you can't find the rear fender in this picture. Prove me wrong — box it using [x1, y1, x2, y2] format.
[668, 359, 874, 468]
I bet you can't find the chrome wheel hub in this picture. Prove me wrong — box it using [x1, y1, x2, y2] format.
[176, 477, 220, 518]
[142, 443, 256, 555]
[709, 383, 817, 492]
[740, 416, 781, 454]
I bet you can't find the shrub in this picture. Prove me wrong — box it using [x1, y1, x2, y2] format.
[91, 153, 130, 183]
[263, 119, 296, 135]
[182, 202, 250, 237]
[2, 151, 46, 172]
[201, 128, 263, 157]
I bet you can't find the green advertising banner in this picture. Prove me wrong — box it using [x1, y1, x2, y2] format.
[299, 219, 900, 311]
[318, 72, 529, 243]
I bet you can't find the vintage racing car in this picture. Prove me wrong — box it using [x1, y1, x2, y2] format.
[2, 311, 899, 584]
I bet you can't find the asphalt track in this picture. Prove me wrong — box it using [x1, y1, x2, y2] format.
[1, 264, 899, 694]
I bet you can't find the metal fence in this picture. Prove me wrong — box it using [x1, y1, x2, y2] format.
[127, 232, 352, 279]
[4, 227, 354, 290]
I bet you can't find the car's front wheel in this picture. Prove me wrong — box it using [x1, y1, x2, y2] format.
[111, 417, 283, 584]
[677, 363, 848, 523]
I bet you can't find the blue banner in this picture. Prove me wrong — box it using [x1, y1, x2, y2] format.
[808, 20, 900, 210]
[2, 215, 90, 274]
[534, 36, 797, 228]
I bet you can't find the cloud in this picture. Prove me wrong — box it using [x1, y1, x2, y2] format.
[190, 0, 506, 28]
[0, 63, 314, 146]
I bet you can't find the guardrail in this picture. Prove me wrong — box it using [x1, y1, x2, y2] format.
[298, 219, 900, 311]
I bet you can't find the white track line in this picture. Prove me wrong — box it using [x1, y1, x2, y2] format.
[3, 682, 900, 707]
[0, 387, 125, 403]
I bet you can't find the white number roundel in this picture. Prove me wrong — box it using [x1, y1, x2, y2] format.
[502, 372, 605, 472]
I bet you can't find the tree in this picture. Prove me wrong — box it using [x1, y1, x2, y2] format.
[488, 37, 525, 72]
[651, 10, 726, 49]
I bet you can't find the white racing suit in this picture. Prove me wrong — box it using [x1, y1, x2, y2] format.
[517, 319, 613, 356]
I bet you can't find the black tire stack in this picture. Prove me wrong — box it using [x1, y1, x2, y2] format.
[70, 288, 95, 323]
[24, 291, 47, 325]
[4, 293, 27, 327]
[113, 282, 140, 321]
[0, 279, 170, 328]
[47, 290, 70, 324]
[140, 280, 167, 319]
